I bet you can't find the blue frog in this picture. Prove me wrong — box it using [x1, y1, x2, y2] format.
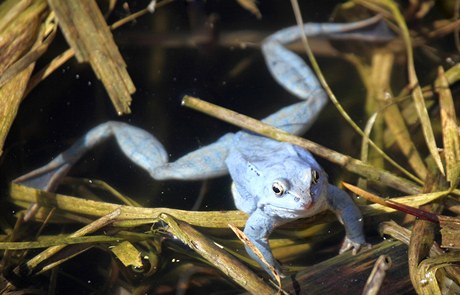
[15, 16, 393, 277]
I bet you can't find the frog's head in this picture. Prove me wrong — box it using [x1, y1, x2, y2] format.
[257, 155, 328, 220]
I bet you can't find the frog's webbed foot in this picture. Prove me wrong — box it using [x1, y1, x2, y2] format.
[339, 236, 372, 255]
[14, 121, 233, 192]
[14, 158, 72, 192]
[326, 184, 370, 254]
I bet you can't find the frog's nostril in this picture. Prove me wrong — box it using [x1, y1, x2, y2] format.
[303, 199, 313, 209]
[294, 197, 300, 202]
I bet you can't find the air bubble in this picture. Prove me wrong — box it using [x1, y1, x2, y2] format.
[446, 57, 454, 65]
[384, 91, 392, 100]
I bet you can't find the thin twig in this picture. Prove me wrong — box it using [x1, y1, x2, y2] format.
[182, 95, 421, 195]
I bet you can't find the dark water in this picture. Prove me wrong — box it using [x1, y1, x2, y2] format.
[4, 0, 360, 209]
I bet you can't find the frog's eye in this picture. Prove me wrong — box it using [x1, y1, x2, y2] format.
[272, 181, 285, 196]
[311, 170, 320, 184]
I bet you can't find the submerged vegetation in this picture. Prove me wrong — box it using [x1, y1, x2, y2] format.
[0, 0, 459, 293]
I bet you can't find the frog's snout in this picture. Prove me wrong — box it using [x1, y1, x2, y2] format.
[292, 191, 313, 209]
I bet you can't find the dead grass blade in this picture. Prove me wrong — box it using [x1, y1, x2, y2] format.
[17, 209, 121, 275]
[0, 0, 50, 156]
[436, 66, 460, 190]
[382, 0, 445, 175]
[415, 253, 460, 295]
[409, 209, 439, 295]
[351, 49, 428, 181]
[9, 183, 248, 228]
[380, 221, 460, 291]
[159, 214, 276, 294]
[24, 1, 173, 106]
[0, 235, 124, 250]
[372, 53, 427, 179]
[342, 182, 444, 222]
[439, 215, 460, 249]
[0, 67, 34, 157]
[47, 0, 135, 114]
[343, 181, 460, 261]
[0, 2, 55, 88]
[358, 112, 378, 189]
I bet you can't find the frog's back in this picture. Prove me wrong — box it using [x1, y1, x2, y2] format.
[227, 132, 319, 169]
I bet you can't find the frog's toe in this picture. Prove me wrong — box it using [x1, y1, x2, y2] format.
[268, 260, 287, 279]
[339, 237, 371, 255]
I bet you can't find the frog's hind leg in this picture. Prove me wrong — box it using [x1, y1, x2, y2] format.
[261, 15, 394, 135]
[14, 121, 232, 191]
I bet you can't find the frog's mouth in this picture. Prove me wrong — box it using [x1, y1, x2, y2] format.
[266, 197, 314, 211]
[261, 196, 327, 219]
[263, 203, 313, 215]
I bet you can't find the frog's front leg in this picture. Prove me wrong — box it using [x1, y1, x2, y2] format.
[326, 184, 368, 254]
[243, 208, 285, 278]
[14, 121, 233, 191]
